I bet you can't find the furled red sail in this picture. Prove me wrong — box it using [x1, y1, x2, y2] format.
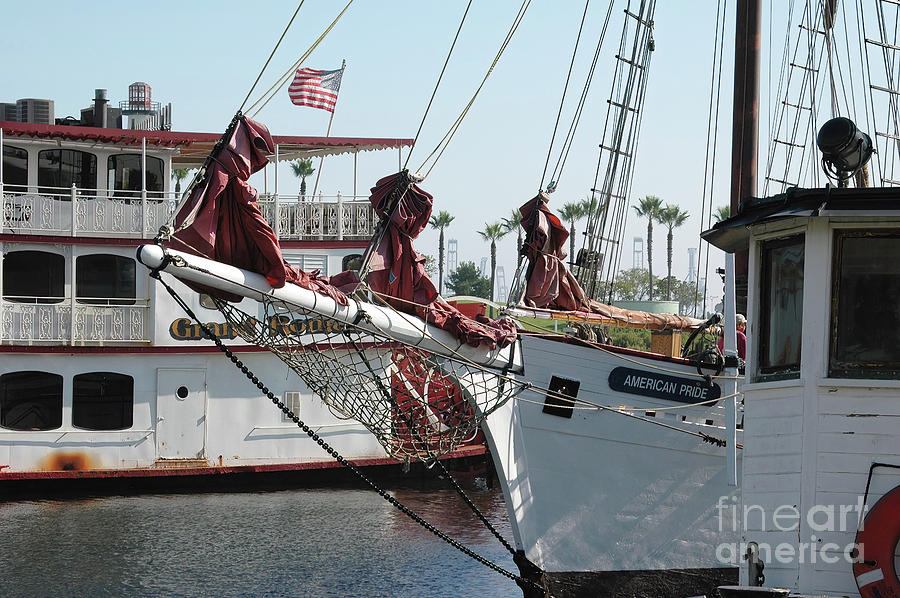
[518, 193, 702, 330]
[365, 172, 516, 348]
[166, 116, 346, 305]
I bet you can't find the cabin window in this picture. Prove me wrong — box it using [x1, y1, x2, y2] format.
[75, 254, 136, 305]
[282, 391, 303, 422]
[285, 254, 328, 275]
[342, 253, 363, 272]
[37, 149, 97, 195]
[829, 230, 900, 378]
[2, 250, 65, 304]
[757, 235, 804, 379]
[2, 144, 28, 192]
[72, 372, 134, 430]
[0, 371, 63, 431]
[107, 154, 164, 198]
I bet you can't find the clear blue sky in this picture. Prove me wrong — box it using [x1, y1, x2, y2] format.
[2, 1, 743, 303]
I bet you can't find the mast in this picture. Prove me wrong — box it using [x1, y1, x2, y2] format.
[730, 0, 761, 315]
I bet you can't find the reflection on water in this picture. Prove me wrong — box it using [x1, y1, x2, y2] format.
[0, 480, 521, 598]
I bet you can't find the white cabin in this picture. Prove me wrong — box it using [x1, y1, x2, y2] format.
[705, 186, 900, 597]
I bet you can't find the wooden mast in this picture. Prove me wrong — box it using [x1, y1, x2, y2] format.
[730, 0, 761, 315]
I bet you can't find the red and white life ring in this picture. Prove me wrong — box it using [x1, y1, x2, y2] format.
[854, 485, 900, 598]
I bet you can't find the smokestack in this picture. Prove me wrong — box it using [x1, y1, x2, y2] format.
[93, 89, 108, 128]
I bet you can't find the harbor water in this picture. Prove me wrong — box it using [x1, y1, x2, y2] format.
[0, 479, 521, 598]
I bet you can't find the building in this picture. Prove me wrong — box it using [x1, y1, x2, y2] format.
[119, 82, 172, 131]
[0, 98, 55, 124]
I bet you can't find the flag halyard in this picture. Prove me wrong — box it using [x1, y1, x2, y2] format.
[288, 67, 344, 112]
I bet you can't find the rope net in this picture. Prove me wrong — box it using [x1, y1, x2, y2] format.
[211, 293, 521, 463]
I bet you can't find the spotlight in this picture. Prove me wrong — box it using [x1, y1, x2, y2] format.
[816, 117, 873, 185]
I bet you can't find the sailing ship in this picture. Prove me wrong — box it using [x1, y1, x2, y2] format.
[0, 105, 494, 494]
[130, 3, 746, 596]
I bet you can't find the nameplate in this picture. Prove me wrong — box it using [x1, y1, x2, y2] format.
[607, 367, 720, 403]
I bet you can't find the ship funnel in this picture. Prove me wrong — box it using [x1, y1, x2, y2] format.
[816, 117, 873, 187]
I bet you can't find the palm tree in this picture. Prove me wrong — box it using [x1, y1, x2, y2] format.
[501, 209, 524, 267]
[559, 201, 585, 267]
[713, 205, 730, 222]
[289, 159, 316, 199]
[478, 221, 507, 302]
[428, 210, 455, 295]
[172, 168, 190, 194]
[659, 204, 690, 300]
[632, 195, 664, 300]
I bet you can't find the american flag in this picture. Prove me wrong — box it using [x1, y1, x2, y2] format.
[288, 67, 344, 112]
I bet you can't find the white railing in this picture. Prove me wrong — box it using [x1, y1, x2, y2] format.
[2, 188, 375, 240]
[258, 192, 375, 240]
[0, 298, 150, 344]
[0, 186, 178, 237]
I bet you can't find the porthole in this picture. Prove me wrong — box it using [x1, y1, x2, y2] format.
[176, 386, 189, 399]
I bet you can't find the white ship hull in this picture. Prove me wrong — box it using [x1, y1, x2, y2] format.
[483, 335, 741, 575]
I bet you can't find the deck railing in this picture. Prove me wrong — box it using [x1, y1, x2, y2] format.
[1, 187, 375, 240]
[0, 297, 151, 345]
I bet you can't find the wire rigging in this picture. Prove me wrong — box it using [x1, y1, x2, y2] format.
[539, 0, 592, 193]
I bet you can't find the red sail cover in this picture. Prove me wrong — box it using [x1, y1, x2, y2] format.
[520, 192, 590, 311]
[366, 172, 516, 348]
[167, 116, 347, 305]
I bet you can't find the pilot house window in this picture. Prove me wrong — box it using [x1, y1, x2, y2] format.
[758, 235, 804, 379]
[830, 230, 900, 378]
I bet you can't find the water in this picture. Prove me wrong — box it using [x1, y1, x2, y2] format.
[0, 480, 522, 598]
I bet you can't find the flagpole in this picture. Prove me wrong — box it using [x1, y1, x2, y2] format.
[312, 59, 345, 199]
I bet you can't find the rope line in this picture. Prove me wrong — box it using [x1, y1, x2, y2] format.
[239, 1, 306, 113]
[539, 0, 592, 192]
[403, 0, 473, 172]
[247, 0, 354, 117]
[415, 0, 532, 178]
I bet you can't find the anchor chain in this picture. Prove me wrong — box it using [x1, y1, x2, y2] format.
[151, 269, 548, 596]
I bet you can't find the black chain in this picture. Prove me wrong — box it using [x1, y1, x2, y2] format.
[151, 269, 547, 595]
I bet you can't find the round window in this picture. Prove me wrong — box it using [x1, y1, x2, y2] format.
[176, 386, 189, 399]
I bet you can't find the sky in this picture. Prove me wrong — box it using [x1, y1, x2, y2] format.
[1, 1, 770, 306]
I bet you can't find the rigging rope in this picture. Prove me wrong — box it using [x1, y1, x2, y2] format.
[403, 0, 474, 172]
[415, 0, 532, 178]
[539, 0, 592, 193]
[247, 0, 354, 118]
[239, 1, 306, 113]
[696, 0, 727, 317]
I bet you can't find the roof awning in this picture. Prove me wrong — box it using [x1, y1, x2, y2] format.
[701, 186, 900, 252]
[0, 120, 413, 168]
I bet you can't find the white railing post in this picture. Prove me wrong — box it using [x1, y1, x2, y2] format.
[337, 191, 344, 240]
[723, 252, 738, 487]
[318, 191, 324, 240]
[70, 184, 77, 236]
[273, 144, 281, 238]
[70, 248, 77, 345]
[141, 137, 147, 237]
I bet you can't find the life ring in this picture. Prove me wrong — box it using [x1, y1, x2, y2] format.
[853, 484, 900, 598]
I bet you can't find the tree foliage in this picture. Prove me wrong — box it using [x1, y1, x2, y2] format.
[446, 261, 491, 299]
[290, 159, 316, 198]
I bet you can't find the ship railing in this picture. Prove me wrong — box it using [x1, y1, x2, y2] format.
[0, 185, 178, 238]
[0, 295, 151, 345]
[2, 187, 375, 240]
[257, 192, 375, 240]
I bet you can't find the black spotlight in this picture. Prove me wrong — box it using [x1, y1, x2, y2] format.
[816, 117, 873, 184]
